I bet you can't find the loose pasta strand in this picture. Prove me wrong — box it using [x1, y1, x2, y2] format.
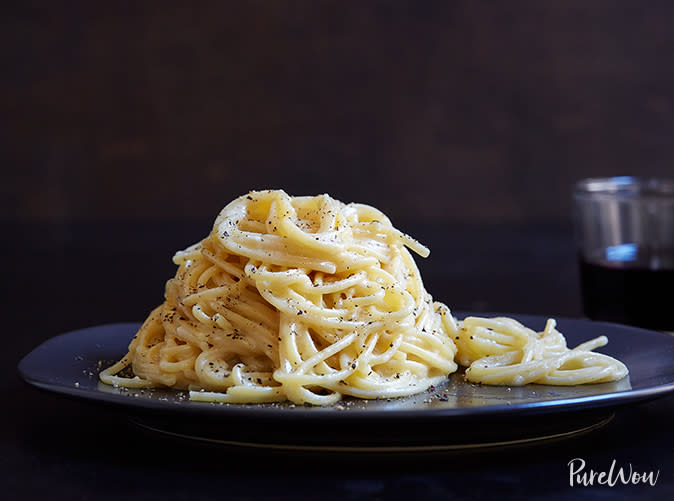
[457, 317, 628, 385]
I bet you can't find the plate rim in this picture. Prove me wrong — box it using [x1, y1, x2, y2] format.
[129, 413, 616, 452]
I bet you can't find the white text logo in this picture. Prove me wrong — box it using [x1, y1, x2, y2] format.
[568, 458, 659, 487]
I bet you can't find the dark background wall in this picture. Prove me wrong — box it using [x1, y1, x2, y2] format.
[3, 0, 674, 225]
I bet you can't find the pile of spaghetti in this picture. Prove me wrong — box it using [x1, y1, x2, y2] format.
[100, 190, 627, 405]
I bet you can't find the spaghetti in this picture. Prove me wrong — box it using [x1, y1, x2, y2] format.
[100, 190, 628, 404]
[455, 316, 627, 385]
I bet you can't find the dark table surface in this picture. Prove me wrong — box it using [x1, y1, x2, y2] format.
[4, 222, 672, 500]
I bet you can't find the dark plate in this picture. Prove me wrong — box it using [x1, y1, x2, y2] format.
[18, 314, 674, 451]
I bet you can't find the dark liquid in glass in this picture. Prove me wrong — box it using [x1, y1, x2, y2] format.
[579, 246, 674, 330]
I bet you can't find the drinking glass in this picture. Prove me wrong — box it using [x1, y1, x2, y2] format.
[573, 176, 674, 331]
